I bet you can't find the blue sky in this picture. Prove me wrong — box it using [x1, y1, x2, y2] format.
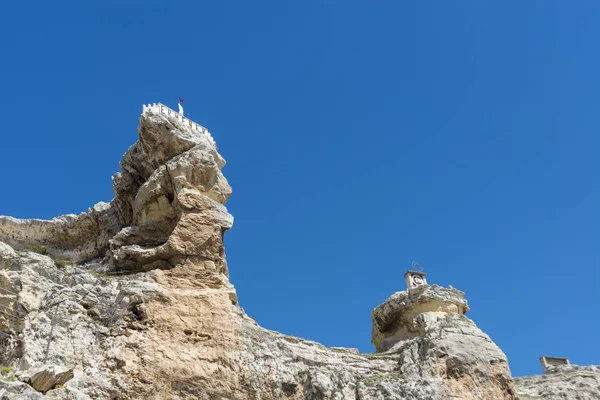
[1, 1, 599, 377]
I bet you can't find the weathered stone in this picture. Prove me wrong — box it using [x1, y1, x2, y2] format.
[0, 380, 43, 400]
[0, 104, 577, 399]
[0, 203, 120, 263]
[371, 284, 469, 352]
[370, 284, 515, 399]
[514, 365, 600, 400]
[20, 365, 74, 393]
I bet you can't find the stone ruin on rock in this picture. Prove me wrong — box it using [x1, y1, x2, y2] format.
[371, 269, 470, 353]
[539, 356, 570, 373]
[0, 103, 596, 399]
[404, 269, 427, 290]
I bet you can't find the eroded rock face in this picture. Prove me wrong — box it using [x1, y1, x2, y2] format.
[110, 110, 232, 277]
[514, 365, 600, 400]
[0, 106, 526, 399]
[0, 203, 119, 263]
[1, 243, 518, 400]
[371, 284, 470, 352]
[371, 285, 515, 400]
[20, 365, 74, 393]
[0, 108, 232, 278]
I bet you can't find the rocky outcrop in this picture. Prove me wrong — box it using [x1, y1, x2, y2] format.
[371, 284, 515, 400]
[0, 238, 517, 399]
[371, 284, 469, 352]
[0, 104, 568, 399]
[514, 365, 600, 400]
[0, 108, 232, 277]
[0, 380, 43, 400]
[19, 365, 74, 393]
[109, 110, 232, 276]
[0, 203, 119, 263]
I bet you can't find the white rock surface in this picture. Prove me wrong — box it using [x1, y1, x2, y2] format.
[514, 365, 600, 400]
[0, 105, 567, 399]
[0, 203, 119, 263]
[0, 380, 44, 400]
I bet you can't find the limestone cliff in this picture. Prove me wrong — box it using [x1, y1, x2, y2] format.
[514, 365, 600, 400]
[0, 105, 564, 399]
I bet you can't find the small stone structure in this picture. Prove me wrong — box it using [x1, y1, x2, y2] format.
[404, 270, 427, 289]
[540, 356, 570, 373]
[371, 283, 469, 352]
[142, 103, 215, 145]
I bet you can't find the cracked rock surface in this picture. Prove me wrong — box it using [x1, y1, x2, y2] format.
[514, 365, 600, 400]
[0, 106, 561, 399]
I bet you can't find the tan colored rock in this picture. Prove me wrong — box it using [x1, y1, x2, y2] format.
[108, 112, 232, 275]
[371, 284, 469, 352]
[514, 365, 600, 400]
[371, 284, 516, 399]
[20, 365, 74, 393]
[0, 104, 531, 400]
[0, 202, 120, 263]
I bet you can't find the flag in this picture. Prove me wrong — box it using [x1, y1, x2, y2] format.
[179, 97, 184, 103]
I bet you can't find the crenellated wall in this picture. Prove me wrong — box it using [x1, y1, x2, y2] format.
[142, 103, 216, 145]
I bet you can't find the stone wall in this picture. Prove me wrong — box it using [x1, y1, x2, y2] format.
[141, 103, 215, 146]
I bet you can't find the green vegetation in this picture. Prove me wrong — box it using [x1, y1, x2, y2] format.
[53, 383, 71, 393]
[55, 259, 70, 268]
[18, 245, 51, 256]
[91, 271, 111, 279]
[17, 246, 76, 269]
[0, 366, 13, 375]
[30, 245, 50, 255]
[0, 366, 15, 382]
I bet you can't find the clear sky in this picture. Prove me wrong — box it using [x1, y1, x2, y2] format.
[1, 1, 599, 377]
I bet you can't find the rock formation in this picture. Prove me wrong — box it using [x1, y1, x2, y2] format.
[513, 365, 600, 400]
[0, 105, 589, 399]
[370, 284, 515, 399]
